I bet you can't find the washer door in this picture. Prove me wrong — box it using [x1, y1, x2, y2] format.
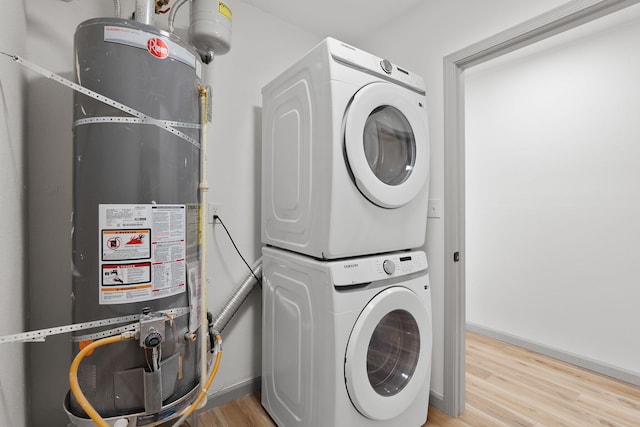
[344, 286, 432, 421]
[344, 82, 429, 208]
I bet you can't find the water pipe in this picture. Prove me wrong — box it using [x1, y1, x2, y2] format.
[197, 85, 210, 408]
[168, 0, 190, 32]
[135, 0, 154, 25]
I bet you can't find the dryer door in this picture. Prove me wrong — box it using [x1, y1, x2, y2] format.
[344, 82, 429, 208]
[344, 285, 432, 421]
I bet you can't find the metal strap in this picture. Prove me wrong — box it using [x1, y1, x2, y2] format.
[72, 322, 140, 342]
[1, 51, 201, 148]
[72, 307, 190, 342]
[0, 307, 190, 344]
[73, 117, 202, 130]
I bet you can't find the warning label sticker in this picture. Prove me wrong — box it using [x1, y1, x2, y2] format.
[98, 204, 187, 305]
[219, 1, 232, 21]
[102, 229, 151, 261]
[102, 262, 152, 286]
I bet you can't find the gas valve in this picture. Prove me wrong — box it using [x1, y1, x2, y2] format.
[144, 328, 163, 348]
[139, 309, 166, 349]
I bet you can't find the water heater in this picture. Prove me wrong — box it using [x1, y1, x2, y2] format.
[67, 17, 203, 425]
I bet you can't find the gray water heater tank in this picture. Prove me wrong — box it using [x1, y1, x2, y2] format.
[70, 17, 203, 422]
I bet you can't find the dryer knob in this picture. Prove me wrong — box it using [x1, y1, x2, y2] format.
[380, 59, 393, 74]
[382, 259, 395, 275]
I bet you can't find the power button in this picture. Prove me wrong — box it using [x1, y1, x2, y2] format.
[382, 259, 395, 275]
[380, 59, 393, 74]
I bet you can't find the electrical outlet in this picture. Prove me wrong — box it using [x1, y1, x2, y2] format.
[208, 203, 222, 223]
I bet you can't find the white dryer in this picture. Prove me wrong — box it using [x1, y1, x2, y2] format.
[261, 246, 433, 427]
[261, 38, 430, 259]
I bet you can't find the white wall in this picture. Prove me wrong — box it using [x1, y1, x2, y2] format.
[26, 2, 114, 424]
[0, 3, 117, 426]
[199, 1, 322, 394]
[353, 0, 570, 401]
[466, 5, 640, 377]
[0, 3, 27, 427]
[23, 0, 320, 424]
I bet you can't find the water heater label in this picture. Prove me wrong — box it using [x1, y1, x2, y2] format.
[219, 1, 232, 21]
[98, 204, 187, 305]
[104, 26, 199, 74]
[147, 37, 169, 59]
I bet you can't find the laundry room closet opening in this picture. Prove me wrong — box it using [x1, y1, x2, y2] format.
[442, 0, 640, 416]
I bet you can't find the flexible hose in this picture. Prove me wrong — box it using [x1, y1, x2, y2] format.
[211, 260, 262, 333]
[113, 0, 121, 18]
[69, 334, 133, 427]
[172, 334, 222, 427]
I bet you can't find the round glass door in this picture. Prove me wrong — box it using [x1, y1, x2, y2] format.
[345, 286, 431, 421]
[363, 106, 416, 187]
[367, 309, 420, 397]
[344, 82, 429, 208]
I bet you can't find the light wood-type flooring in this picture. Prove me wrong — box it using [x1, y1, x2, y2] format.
[198, 331, 640, 426]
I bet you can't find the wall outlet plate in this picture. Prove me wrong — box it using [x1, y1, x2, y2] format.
[428, 199, 442, 218]
[208, 203, 222, 223]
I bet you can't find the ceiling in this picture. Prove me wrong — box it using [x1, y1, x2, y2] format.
[237, 0, 424, 41]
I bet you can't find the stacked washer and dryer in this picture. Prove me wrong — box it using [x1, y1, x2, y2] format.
[260, 38, 433, 426]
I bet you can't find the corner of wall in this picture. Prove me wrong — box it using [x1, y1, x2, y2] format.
[0, 1, 28, 426]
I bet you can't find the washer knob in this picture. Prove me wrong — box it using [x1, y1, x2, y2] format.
[382, 259, 395, 275]
[380, 59, 393, 74]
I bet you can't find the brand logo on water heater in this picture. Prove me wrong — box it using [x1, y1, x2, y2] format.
[147, 37, 169, 59]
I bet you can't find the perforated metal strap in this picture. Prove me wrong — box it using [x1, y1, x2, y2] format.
[74, 116, 202, 130]
[1, 52, 201, 148]
[72, 307, 190, 342]
[0, 307, 190, 344]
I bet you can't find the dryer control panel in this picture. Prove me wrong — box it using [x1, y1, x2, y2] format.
[330, 250, 427, 287]
[327, 37, 426, 95]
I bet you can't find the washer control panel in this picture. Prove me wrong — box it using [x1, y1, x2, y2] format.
[330, 250, 427, 287]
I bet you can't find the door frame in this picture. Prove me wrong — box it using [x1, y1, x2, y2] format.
[442, 0, 640, 416]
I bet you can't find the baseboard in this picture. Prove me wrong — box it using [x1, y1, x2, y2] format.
[429, 389, 445, 413]
[467, 322, 640, 387]
[202, 377, 262, 411]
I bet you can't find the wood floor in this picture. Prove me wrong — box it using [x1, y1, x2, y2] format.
[199, 331, 640, 426]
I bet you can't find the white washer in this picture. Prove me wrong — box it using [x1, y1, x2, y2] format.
[262, 246, 433, 427]
[261, 38, 430, 259]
